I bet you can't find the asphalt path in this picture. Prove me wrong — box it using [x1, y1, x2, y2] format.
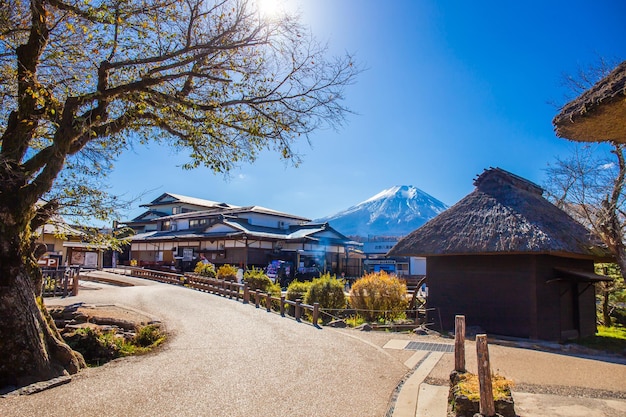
[0, 272, 411, 417]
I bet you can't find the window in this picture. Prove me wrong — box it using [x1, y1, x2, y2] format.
[172, 206, 182, 214]
[189, 219, 208, 228]
[45, 243, 55, 252]
[162, 220, 171, 230]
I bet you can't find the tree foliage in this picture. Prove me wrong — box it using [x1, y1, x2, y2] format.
[594, 263, 626, 326]
[0, 0, 358, 386]
[0, 0, 358, 227]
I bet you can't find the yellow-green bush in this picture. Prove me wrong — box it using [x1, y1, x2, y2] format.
[349, 271, 408, 322]
[243, 267, 273, 292]
[217, 264, 238, 281]
[305, 273, 346, 312]
[286, 280, 312, 302]
[286, 280, 312, 317]
[194, 261, 216, 277]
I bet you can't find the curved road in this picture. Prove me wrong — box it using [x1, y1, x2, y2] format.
[1, 272, 412, 417]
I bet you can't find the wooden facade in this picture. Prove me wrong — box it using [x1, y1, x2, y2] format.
[427, 255, 598, 341]
[389, 168, 612, 342]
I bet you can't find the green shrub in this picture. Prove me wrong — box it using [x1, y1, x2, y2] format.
[243, 267, 273, 292]
[217, 264, 238, 281]
[194, 261, 216, 277]
[286, 280, 312, 302]
[305, 273, 346, 321]
[134, 324, 166, 348]
[64, 324, 166, 366]
[286, 280, 312, 317]
[349, 271, 408, 322]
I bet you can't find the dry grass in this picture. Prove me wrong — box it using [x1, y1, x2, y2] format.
[455, 372, 514, 401]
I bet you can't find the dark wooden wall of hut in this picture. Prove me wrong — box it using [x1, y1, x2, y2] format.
[426, 254, 597, 341]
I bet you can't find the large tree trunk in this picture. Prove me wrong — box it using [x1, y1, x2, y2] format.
[0, 212, 85, 388]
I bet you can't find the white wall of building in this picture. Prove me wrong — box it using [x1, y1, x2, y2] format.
[410, 257, 426, 275]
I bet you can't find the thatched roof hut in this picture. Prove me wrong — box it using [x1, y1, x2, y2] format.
[389, 167, 609, 259]
[388, 168, 611, 341]
[553, 60, 626, 142]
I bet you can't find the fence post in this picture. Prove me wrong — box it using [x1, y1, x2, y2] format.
[243, 283, 249, 304]
[280, 296, 285, 317]
[455, 315, 466, 372]
[72, 269, 79, 296]
[254, 290, 260, 308]
[476, 334, 495, 417]
[63, 271, 69, 297]
[265, 293, 272, 312]
[295, 299, 302, 322]
[312, 302, 320, 327]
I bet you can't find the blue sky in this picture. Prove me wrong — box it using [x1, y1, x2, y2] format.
[108, 0, 626, 222]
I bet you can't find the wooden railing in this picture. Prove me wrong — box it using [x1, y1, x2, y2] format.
[124, 268, 321, 327]
[185, 273, 320, 327]
[42, 267, 79, 297]
[125, 266, 186, 286]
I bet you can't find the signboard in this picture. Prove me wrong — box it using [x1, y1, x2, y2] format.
[37, 257, 59, 268]
[84, 252, 98, 268]
[183, 248, 194, 262]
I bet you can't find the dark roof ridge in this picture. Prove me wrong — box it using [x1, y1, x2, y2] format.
[474, 167, 543, 196]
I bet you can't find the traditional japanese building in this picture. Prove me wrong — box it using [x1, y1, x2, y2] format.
[126, 194, 363, 278]
[389, 168, 612, 341]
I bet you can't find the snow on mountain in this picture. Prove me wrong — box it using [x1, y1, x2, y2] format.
[316, 185, 448, 238]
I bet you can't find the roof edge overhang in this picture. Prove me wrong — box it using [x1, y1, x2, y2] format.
[550, 267, 613, 283]
[388, 250, 613, 261]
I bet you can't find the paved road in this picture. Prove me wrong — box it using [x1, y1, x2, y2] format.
[0, 272, 412, 417]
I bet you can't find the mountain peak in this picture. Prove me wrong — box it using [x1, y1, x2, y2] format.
[362, 185, 421, 204]
[317, 185, 448, 238]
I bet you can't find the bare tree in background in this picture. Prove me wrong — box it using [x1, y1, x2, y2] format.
[546, 57, 626, 324]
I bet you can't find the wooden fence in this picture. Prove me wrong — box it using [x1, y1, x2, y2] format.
[124, 268, 321, 327]
[41, 267, 79, 297]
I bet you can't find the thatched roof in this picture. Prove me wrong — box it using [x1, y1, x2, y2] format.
[553, 60, 626, 142]
[388, 168, 610, 259]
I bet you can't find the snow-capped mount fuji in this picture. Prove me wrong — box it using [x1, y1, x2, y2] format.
[316, 185, 448, 238]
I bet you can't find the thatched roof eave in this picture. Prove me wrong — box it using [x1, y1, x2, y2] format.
[388, 249, 613, 262]
[553, 60, 626, 143]
[387, 168, 612, 260]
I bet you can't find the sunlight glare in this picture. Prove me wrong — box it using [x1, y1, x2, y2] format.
[256, 0, 285, 18]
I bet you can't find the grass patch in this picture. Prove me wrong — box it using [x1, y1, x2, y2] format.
[66, 324, 166, 366]
[345, 315, 366, 327]
[575, 326, 626, 354]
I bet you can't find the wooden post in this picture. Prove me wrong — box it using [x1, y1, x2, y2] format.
[476, 334, 495, 417]
[280, 296, 285, 317]
[254, 290, 260, 308]
[295, 299, 302, 322]
[312, 302, 320, 326]
[243, 283, 249, 304]
[455, 315, 466, 372]
[265, 293, 272, 312]
[63, 271, 69, 297]
[72, 269, 79, 296]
